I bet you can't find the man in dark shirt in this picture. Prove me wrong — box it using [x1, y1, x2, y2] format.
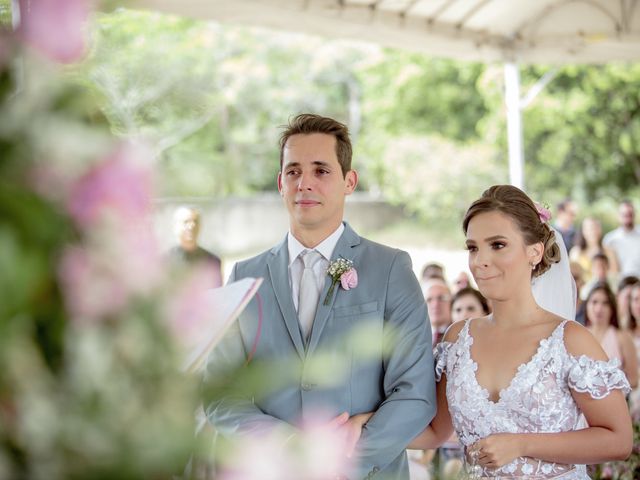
[553, 199, 578, 252]
[169, 206, 222, 287]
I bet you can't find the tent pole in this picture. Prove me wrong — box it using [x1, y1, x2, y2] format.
[12, 0, 21, 28]
[504, 62, 524, 190]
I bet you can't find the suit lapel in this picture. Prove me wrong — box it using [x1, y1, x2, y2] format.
[267, 238, 306, 359]
[307, 223, 361, 354]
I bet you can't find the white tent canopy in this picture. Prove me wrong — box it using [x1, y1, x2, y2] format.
[136, 0, 640, 188]
[138, 0, 640, 63]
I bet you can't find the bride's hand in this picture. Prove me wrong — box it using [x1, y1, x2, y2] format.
[470, 433, 524, 469]
[342, 412, 374, 458]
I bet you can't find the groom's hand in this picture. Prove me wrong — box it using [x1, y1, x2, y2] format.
[342, 412, 374, 458]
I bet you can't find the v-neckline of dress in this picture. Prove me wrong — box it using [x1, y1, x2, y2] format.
[463, 318, 567, 405]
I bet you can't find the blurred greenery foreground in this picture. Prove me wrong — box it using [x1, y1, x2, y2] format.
[3, 1, 639, 479]
[0, 2, 381, 479]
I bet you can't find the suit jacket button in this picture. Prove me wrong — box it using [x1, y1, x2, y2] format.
[301, 382, 312, 391]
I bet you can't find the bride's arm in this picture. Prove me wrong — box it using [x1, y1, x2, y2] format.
[351, 362, 455, 451]
[408, 321, 466, 450]
[472, 322, 633, 469]
[407, 372, 454, 449]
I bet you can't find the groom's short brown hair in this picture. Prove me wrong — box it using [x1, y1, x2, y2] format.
[279, 114, 352, 178]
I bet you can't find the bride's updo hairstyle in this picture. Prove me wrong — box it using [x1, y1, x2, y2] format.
[462, 185, 562, 278]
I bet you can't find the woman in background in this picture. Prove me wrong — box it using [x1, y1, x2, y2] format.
[570, 217, 619, 283]
[585, 282, 638, 389]
[450, 287, 490, 324]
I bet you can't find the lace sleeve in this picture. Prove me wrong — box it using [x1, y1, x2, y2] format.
[567, 354, 631, 399]
[434, 341, 452, 382]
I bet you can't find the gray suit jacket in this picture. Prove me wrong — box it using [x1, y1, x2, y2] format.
[204, 223, 435, 479]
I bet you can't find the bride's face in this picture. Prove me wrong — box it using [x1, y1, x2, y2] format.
[465, 211, 542, 301]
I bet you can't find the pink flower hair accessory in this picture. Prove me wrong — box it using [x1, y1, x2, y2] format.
[534, 202, 552, 224]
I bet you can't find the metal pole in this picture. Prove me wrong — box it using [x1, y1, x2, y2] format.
[504, 62, 524, 190]
[12, 0, 21, 29]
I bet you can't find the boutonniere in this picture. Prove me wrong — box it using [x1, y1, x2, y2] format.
[324, 258, 358, 305]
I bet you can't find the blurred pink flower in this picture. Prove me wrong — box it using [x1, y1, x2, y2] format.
[29, 163, 76, 204]
[67, 142, 154, 229]
[218, 412, 354, 480]
[165, 264, 220, 345]
[59, 246, 128, 322]
[298, 419, 354, 480]
[58, 223, 163, 323]
[219, 431, 296, 480]
[18, 0, 91, 64]
[112, 223, 163, 294]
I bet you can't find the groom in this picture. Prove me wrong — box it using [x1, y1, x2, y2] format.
[205, 114, 435, 479]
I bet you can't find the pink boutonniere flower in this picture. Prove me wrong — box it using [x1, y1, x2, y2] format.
[340, 268, 358, 290]
[324, 258, 357, 305]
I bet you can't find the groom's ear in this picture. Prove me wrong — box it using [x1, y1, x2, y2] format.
[277, 172, 284, 196]
[344, 170, 358, 195]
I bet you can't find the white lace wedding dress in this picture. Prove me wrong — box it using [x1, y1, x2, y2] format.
[435, 319, 631, 479]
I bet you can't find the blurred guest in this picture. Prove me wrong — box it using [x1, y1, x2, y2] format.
[604, 200, 640, 278]
[450, 287, 490, 323]
[570, 261, 586, 325]
[581, 252, 615, 299]
[570, 217, 619, 282]
[421, 262, 445, 282]
[617, 276, 640, 330]
[627, 283, 640, 349]
[451, 271, 471, 294]
[626, 283, 640, 418]
[168, 206, 222, 287]
[424, 278, 452, 346]
[553, 199, 578, 252]
[585, 283, 638, 388]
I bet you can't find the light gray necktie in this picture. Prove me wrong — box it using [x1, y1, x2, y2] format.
[298, 250, 322, 341]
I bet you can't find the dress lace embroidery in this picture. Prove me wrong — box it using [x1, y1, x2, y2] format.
[433, 319, 631, 479]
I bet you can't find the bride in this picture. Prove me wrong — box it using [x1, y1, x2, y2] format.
[355, 185, 632, 479]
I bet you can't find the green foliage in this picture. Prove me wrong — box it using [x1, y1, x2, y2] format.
[358, 52, 488, 142]
[83, 9, 640, 228]
[519, 64, 640, 202]
[85, 10, 371, 196]
[0, 0, 11, 27]
[0, 26, 200, 480]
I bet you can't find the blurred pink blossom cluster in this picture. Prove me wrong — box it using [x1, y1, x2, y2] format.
[17, 0, 91, 64]
[218, 415, 355, 480]
[59, 142, 164, 322]
[164, 263, 222, 344]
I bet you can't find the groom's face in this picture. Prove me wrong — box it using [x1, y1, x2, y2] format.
[278, 133, 357, 237]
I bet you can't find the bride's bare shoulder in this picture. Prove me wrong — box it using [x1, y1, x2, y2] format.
[442, 320, 465, 343]
[442, 315, 490, 343]
[562, 320, 609, 361]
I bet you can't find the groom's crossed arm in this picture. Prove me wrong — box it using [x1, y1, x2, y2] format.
[203, 263, 291, 436]
[354, 250, 436, 479]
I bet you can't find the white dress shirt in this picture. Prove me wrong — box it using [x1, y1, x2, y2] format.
[287, 223, 345, 312]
